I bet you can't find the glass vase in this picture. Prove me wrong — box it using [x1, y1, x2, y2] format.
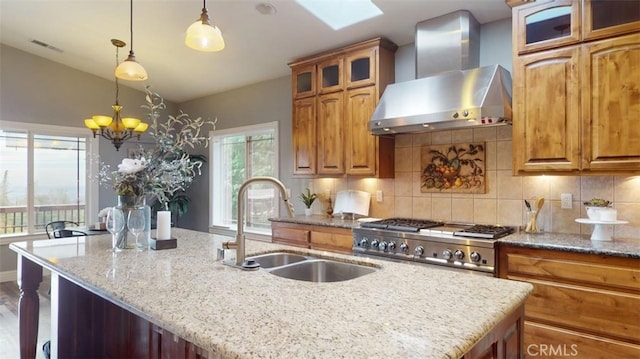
[115, 195, 151, 250]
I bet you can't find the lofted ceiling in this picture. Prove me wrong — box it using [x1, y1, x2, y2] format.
[0, 0, 511, 103]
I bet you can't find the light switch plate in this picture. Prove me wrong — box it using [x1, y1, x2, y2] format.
[561, 193, 572, 209]
[376, 190, 383, 202]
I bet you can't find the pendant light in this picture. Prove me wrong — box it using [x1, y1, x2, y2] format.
[185, 0, 225, 52]
[85, 39, 148, 151]
[115, 0, 148, 81]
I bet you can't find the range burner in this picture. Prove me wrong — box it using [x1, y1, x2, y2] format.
[454, 224, 515, 239]
[361, 218, 444, 232]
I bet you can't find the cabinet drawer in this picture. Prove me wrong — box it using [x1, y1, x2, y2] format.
[310, 231, 353, 254]
[525, 321, 640, 358]
[505, 253, 640, 292]
[272, 227, 310, 248]
[518, 278, 640, 343]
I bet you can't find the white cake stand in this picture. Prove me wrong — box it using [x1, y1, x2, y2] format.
[575, 218, 628, 241]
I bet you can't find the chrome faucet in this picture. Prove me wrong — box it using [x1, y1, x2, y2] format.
[223, 176, 294, 269]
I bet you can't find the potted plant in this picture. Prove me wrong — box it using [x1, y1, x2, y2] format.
[299, 188, 318, 216]
[583, 198, 613, 221]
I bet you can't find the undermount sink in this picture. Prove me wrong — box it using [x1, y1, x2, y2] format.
[245, 252, 377, 282]
[268, 259, 377, 282]
[246, 252, 308, 269]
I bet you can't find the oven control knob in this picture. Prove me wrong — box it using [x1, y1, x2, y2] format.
[414, 246, 424, 257]
[470, 251, 481, 263]
[371, 239, 379, 249]
[358, 238, 369, 248]
[454, 249, 465, 260]
[442, 249, 453, 260]
[400, 243, 409, 253]
[379, 241, 388, 251]
[388, 242, 396, 251]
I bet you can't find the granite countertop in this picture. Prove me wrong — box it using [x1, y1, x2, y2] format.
[10, 228, 532, 359]
[271, 216, 639, 258]
[269, 214, 364, 229]
[499, 232, 640, 259]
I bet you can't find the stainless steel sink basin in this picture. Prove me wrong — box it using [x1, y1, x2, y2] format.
[246, 252, 308, 269]
[268, 259, 376, 282]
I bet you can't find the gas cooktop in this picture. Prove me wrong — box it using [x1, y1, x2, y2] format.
[360, 218, 514, 240]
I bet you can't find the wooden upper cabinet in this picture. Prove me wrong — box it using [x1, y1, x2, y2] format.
[289, 38, 397, 178]
[581, 33, 640, 172]
[511, 0, 640, 175]
[513, 46, 581, 173]
[292, 64, 316, 99]
[317, 92, 344, 174]
[345, 47, 377, 89]
[317, 57, 343, 94]
[514, 0, 581, 54]
[292, 97, 316, 175]
[582, 0, 640, 41]
[345, 86, 395, 177]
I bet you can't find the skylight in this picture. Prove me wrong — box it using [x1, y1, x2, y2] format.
[295, 0, 383, 30]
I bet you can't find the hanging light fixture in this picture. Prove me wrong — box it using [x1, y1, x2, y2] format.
[85, 39, 149, 151]
[185, 0, 225, 52]
[115, 0, 148, 81]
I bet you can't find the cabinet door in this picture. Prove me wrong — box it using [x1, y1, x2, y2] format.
[345, 86, 378, 176]
[292, 98, 317, 175]
[317, 57, 343, 94]
[345, 47, 377, 89]
[513, 46, 581, 174]
[317, 92, 344, 175]
[583, 0, 640, 41]
[292, 64, 316, 99]
[581, 33, 640, 172]
[515, 0, 581, 54]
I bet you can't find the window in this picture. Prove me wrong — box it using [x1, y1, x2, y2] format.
[210, 122, 278, 234]
[0, 121, 98, 238]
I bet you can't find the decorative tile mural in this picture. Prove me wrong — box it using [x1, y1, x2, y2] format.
[420, 143, 486, 193]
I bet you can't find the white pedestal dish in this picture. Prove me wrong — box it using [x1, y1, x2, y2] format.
[575, 218, 628, 241]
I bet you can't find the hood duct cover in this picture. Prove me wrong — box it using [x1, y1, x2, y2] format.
[370, 11, 512, 135]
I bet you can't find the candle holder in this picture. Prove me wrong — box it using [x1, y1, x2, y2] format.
[150, 237, 177, 250]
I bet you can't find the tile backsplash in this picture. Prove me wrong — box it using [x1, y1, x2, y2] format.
[307, 126, 640, 240]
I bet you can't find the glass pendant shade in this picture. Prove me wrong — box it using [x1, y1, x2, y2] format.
[115, 52, 148, 81]
[84, 118, 100, 130]
[185, 10, 225, 52]
[122, 117, 141, 129]
[93, 115, 113, 127]
[134, 122, 149, 133]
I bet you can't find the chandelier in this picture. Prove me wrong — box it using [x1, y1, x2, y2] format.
[84, 39, 148, 151]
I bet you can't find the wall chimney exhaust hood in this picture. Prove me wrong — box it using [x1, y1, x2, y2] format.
[370, 10, 512, 135]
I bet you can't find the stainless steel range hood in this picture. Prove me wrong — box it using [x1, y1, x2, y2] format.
[370, 11, 512, 135]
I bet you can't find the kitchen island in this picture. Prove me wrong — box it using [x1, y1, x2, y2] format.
[11, 228, 532, 358]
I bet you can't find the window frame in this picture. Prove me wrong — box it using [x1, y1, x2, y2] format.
[0, 120, 99, 242]
[209, 121, 279, 236]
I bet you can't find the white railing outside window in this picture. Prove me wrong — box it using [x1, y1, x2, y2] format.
[0, 121, 99, 238]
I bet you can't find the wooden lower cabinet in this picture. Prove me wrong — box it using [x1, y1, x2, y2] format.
[271, 221, 353, 254]
[52, 274, 208, 359]
[462, 305, 525, 359]
[498, 245, 640, 358]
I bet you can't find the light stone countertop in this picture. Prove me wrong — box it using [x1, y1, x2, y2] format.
[10, 228, 532, 359]
[271, 216, 639, 258]
[499, 232, 640, 259]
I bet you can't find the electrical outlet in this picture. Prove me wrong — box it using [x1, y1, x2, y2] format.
[561, 193, 572, 209]
[376, 190, 383, 202]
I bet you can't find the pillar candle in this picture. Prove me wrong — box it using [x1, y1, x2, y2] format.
[157, 211, 171, 240]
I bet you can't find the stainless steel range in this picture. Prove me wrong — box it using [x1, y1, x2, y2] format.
[352, 218, 515, 275]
